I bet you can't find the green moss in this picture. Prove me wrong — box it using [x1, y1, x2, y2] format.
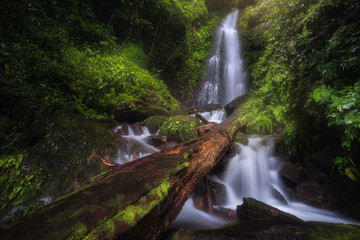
[308, 222, 360, 240]
[49, 205, 100, 226]
[84, 161, 189, 239]
[58, 222, 88, 240]
[143, 115, 169, 134]
[159, 115, 200, 143]
[106, 194, 125, 209]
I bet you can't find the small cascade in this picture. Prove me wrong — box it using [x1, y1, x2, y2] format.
[112, 125, 159, 164]
[174, 136, 357, 228]
[197, 9, 247, 106]
[192, 109, 227, 123]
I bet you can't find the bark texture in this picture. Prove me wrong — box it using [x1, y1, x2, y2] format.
[1, 131, 230, 240]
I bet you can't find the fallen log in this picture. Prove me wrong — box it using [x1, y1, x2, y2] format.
[195, 112, 209, 124]
[1, 131, 230, 240]
[0, 100, 250, 240]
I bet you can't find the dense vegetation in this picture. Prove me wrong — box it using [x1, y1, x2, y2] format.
[0, 0, 226, 224]
[1, 0, 359, 230]
[240, 0, 360, 180]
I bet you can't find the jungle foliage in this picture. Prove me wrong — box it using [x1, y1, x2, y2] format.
[0, 0, 221, 223]
[239, 0, 360, 179]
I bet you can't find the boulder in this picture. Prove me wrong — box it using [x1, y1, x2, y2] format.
[145, 135, 167, 148]
[116, 123, 130, 135]
[111, 103, 169, 123]
[193, 178, 213, 213]
[212, 206, 236, 221]
[208, 179, 227, 205]
[1, 109, 122, 225]
[159, 115, 201, 143]
[197, 123, 214, 136]
[272, 187, 288, 205]
[295, 181, 332, 208]
[224, 94, 249, 116]
[279, 162, 302, 187]
[142, 115, 169, 134]
[191, 104, 223, 114]
[131, 122, 143, 135]
[236, 198, 303, 223]
[233, 131, 248, 145]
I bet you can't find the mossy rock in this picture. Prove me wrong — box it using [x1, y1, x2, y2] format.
[0, 108, 122, 225]
[143, 115, 169, 134]
[168, 105, 189, 116]
[112, 102, 169, 123]
[191, 104, 223, 114]
[159, 115, 201, 143]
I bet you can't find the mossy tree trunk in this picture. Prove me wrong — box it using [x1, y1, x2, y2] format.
[1, 131, 234, 240]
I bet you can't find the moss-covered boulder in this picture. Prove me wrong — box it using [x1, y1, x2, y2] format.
[111, 102, 169, 123]
[143, 115, 169, 134]
[159, 116, 201, 143]
[0, 108, 122, 225]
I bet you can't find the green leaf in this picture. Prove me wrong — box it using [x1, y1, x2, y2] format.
[345, 168, 357, 181]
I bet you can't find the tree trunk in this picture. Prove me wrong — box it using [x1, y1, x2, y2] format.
[1, 131, 230, 240]
[1, 101, 249, 240]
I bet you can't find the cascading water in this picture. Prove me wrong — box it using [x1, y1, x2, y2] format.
[173, 9, 358, 229]
[197, 9, 247, 106]
[112, 125, 158, 164]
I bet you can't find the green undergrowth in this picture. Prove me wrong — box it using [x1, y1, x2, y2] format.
[239, 0, 360, 178]
[159, 116, 201, 143]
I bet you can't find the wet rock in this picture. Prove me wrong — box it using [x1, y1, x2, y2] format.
[193, 178, 213, 213]
[296, 181, 332, 208]
[116, 123, 129, 135]
[279, 162, 302, 187]
[236, 198, 303, 223]
[111, 102, 169, 123]
[142, 115, 169, 134]
[131, 122, 143, 135]
[197, 123, 214, 136]
[224, 94, 249, 116]
[191, 104, 222, 114]
[145, 135, 167, 148]
[208, 179, 227, 205]
[272, 187, 288, 205]
[213, 206, 236, 221]
[159, 141, 178, 149]
[233, 131, 248, 145]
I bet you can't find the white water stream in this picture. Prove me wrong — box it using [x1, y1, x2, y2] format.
[173, 9, 358, 229]
[112, 125, 158, 164]
[111, 9, 358, 230]
[197, 9, 247, 106]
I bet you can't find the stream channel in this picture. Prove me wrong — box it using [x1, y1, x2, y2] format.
[113, 9, 357, 229]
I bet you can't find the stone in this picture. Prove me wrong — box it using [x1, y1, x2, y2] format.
[272, 187, 288, 205]
[111, 103, 169, 123]
[191, 104, 223, 114]
[142, 115, 169, 134]
[145, 135, 167, 148]
[279, 162, 302, 187]
[197, 123, 214, 136]
[131, 122, 143, 135]
[236, 198, 303, 223]
[295, 181, 332, 208]
[224, 94, 249, 116]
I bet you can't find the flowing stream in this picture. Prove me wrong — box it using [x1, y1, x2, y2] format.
[197, 9, 247, 106]
[173, 9, 357, 228]
[113, 8, 358, 230]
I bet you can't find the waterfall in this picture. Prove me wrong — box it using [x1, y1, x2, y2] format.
[214, 137, 355, 223]
[197, 9, 247, 106]
[173, 9, 358, 229]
